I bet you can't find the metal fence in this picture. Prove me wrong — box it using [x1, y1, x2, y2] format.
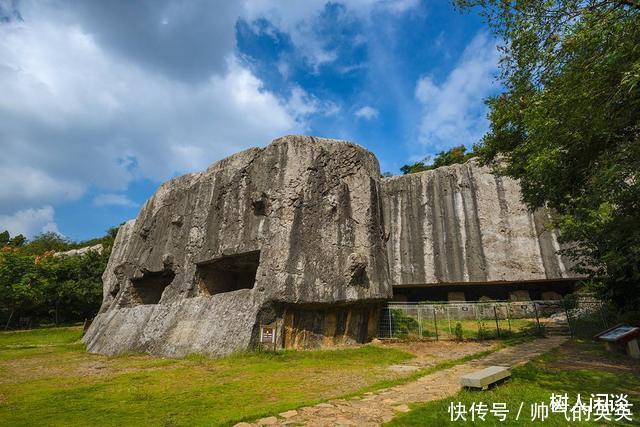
[377, 297, 608, 340]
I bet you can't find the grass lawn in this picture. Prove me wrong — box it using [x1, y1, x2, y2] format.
[0, 326, 422, 426]
[388, 340, 640, 426]
[392, 315, 540, 341]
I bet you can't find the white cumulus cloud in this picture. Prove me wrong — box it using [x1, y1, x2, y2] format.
[93, 194, 137, 208]
[243, 0, 419, 70]
[354, 105, 379, 120]
[0, 205, 60, 238]
[0, 0, 422, 237]
[0, 3, 315, 219]
[414, 32, 499, 152]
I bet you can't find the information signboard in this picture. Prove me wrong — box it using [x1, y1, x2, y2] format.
[260, 325, 275, 343]
[599, 326, 639, 342]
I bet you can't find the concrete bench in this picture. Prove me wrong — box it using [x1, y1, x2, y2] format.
[460, 366, 511, 390]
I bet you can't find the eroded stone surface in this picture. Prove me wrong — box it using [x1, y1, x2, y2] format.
[84, 136, 391, 357]
[382, 160, 578, 285]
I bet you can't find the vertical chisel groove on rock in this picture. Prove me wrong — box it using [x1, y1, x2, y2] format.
[442, 171, 464, 282]
[462, 165, 488, 282]
[429, 173, 447, 282]
[533, 208, 563, 279]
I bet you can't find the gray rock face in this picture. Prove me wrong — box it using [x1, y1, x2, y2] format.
[85, 136, 580, 357]
[381, 160, 576, 285]
[54, 244, 103, 258]
[84, 136, 390, 357]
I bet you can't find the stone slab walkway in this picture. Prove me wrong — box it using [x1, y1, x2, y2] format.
[237, 336, 567, 427]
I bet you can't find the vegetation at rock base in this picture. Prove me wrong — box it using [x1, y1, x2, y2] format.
[400, 144, 476, 175]
[454, 0, 640, 309]
[454, 322, 464, 341]
[390, 309, 421, 337]
[0, 228, 119, 328]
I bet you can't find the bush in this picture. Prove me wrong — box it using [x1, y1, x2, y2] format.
[454, 322, 464, 341]
[0, 228, 117, 328]
[390, 309, 420, 337]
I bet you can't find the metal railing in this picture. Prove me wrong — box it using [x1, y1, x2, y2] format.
[377, 297, 607, 340]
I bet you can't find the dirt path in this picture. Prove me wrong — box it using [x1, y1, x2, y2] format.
[238, 336, 567, 426]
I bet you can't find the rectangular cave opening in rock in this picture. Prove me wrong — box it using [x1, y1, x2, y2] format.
[130, 269, 175, 305]
[196, 250, 260, 295]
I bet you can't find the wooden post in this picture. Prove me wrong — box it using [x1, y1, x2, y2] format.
[493, 305, 501, 338]
[599, 300, 608, 329]
[273, 320, 278, 352]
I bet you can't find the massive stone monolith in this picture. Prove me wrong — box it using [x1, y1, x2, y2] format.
[83, 136, 391, 357]
[381, 160, 576, 286]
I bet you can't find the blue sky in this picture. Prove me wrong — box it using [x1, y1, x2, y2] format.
[0, 0, 500, 241]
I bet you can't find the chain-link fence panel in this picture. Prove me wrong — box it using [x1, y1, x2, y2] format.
[377, 297, 607, 341]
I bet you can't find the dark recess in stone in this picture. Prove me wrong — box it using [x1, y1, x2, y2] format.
[130, 269, 175, 304]
[252, 199, 266, 216]
[196, 250, 260, 295]
[109, 283, 120, 298]
[349, 266, 368, 287]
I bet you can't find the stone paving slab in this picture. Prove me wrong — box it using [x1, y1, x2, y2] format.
[236, 337, 567, 427]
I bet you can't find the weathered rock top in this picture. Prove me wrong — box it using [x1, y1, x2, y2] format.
[85, 135, 390, 356]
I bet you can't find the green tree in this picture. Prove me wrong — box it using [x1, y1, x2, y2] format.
[400, 145, 475, 175]
[38, 251, 106, 324]
[455, 0, 640, 308]
[0, 226, 116, 328]
[0, 251, 43, 329]
[21, 232, 71, 255]
[400, 161, 430, 175]
[0, 231, 9, 247]
[454, 322, 464, 341]
[8, 234, 26, 248]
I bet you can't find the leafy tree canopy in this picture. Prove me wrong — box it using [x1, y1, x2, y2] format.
[0, 226, 121, 328]
[19, 232, 70, 255]
[9, 234, 26, 247]
[400, 145, 475, 175]
[455, 0, 640, 308]
[0, 231, 26, 248]
[1, 227, 120, 256]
